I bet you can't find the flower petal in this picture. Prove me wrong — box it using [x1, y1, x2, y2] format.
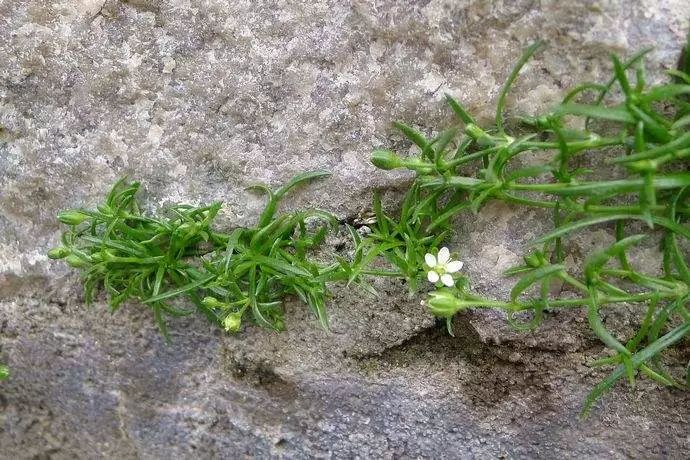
[437, 247, 450, 264]
[427, 270, 440, 283]
[445, 260, 464, 273]
[425, 253, 437, 268]
[441, 273, 455, 287]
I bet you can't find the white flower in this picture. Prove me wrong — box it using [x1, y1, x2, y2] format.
[425, 247, 463, 287]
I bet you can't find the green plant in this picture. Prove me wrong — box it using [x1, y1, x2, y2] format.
[344, 181, 466, 293]
[48, 172, 346, 337]
[47, 34, 690, 417]
[369, 36, 690, 415]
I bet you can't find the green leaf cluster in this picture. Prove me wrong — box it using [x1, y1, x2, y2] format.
[48, 173, 340, 338]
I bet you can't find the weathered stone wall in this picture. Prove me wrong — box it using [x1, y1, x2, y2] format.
[1, 1, 689, 457]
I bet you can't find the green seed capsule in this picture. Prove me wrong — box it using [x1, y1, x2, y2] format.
[58, 210, 90, 226]
[425, 290, 462, 318]
[370, 149, 403, 170]
[223, 312, 242, 333]
[47, 247, 70, 259]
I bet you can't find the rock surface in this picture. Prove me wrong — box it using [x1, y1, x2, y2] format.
[1, 0, 690, 457]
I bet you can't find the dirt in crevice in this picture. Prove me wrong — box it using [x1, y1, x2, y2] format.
[219, 344, 300, 403]
[351, 309, 690, 415]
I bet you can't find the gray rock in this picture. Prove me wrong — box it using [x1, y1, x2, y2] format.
[1, 0, 689, 457]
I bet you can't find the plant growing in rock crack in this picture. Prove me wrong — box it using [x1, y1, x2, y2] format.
[46, 33, 690, 417]
[368, 35, 690, 415]
[48, 172, 359, 338]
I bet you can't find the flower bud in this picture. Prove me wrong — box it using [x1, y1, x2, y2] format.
[58, 210, 90, 226]
[521, 115, 552, 130]
[176, 222, 200, 239]
[425, 290, 463, 318]
[370, 149, 403, 170]
[47, 246, 70, 259]
[65, 254, 90, 268]
[524, 252, 542, 268]
[223, 312, 242, 333]
[464, 123, 491, 145]
[202, 296, 225, 309]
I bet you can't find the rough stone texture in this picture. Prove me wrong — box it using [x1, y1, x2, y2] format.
[1, 0, 690, 458]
